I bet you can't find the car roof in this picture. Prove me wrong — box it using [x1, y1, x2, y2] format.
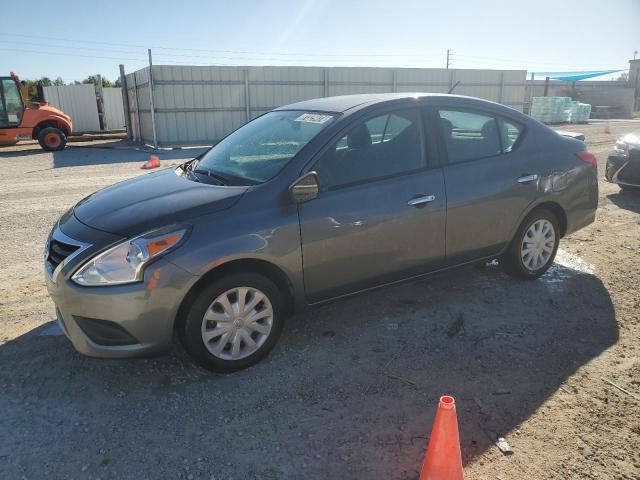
[275, 92, 516, 115]
[274, 93, 448, 113]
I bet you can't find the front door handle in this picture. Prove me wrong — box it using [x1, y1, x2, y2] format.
[517, 174, 539, 184]
[407, 194, 436, 207]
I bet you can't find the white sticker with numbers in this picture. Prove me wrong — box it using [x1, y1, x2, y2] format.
[8, 114, 18, 123]
[295, 113, 333, 124]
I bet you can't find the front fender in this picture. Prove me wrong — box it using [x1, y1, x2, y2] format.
[164, 208, 305, 307]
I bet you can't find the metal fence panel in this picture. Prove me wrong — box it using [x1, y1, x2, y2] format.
[42, 84, 100, 132]
[125, 65, 527, 147]
[102, 88, 126, 130]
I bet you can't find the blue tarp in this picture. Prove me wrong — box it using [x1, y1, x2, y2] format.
[534, 70, 623, 82]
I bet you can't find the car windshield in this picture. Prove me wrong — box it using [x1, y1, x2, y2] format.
[195, 110, 336, 184]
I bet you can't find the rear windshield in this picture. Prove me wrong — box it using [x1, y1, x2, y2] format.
[197, 110, 336, 184]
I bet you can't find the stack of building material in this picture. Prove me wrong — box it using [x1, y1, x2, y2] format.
[530, 96, 592, 124]
[530, 97, 572, 123]
[567, 101, 592, 123]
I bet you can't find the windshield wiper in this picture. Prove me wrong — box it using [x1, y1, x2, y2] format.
[193, 168, 229, 186]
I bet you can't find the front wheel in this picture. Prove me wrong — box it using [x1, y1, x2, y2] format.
[38, 127, 67, 151]
[501, 208, 560, 280]
[180, 272, 285, 373]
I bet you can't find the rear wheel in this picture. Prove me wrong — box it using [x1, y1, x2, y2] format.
[501, 208, 560, 280]
[38, 127, 67, 151]
[180, 272, 285, 373]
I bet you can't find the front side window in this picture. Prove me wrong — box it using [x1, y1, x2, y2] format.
[438, 109, 501, 163]
[196, 110, 336, 184]
[315, 109, 425, 189]
[1, 79, 24, 126]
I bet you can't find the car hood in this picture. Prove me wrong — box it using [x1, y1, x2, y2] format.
[621, 130, 640, 146]
[73, 168, 248, 236]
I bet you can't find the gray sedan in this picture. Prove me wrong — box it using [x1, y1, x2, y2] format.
[45, 93, 598, 372]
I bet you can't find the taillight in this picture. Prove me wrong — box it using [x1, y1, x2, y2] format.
[576, 151, 597, 168]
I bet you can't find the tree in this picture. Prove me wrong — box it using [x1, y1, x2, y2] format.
[22, 77, 59, 99]
[82, 75, 115, 88]
[616, 72, 629, 82]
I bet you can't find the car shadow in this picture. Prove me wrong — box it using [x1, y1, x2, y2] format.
[50, 144, 207, 169]
[0, 260, 617, 479]
[607, 188, 640, 214]
[0, 142, 207, 168]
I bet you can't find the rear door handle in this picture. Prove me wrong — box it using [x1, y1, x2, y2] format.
[517, 174, 539, 184]
[407, 194, 436, 207]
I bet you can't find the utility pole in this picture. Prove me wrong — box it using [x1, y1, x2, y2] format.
[446, 49, 451, 69]
[147, 48, 158, 150]
[96, 74, 104, 131]
[119, 64, 132, 139]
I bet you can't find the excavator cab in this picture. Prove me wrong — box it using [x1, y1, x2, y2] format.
[0, 73, 72, 150]
[0, 76, 24, 129]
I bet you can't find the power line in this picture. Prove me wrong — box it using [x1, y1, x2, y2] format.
[0, 32, 444, 59]
[0, 39, 145, 56]
[0, 47, 448, 70]
[453, 53, 623, 69]
[0, 47, 147, 62]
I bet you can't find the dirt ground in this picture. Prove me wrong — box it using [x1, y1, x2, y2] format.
[0, 122, 639, 480]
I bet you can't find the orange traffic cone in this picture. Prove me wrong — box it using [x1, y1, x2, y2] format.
[141, 154, 160, 169]
[420, 395, 464, 480]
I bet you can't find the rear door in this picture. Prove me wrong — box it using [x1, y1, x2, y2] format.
[298, 107, 446, 302]
[432, 106, 539, 263]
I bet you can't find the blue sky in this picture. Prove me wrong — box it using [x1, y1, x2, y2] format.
[2, 0, 638, 82]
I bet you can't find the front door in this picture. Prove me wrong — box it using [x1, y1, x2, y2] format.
[0, 78, 24, 128]
[298, 107, 446, 303]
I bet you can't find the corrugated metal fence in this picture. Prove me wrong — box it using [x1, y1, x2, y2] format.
[43, 84, 100, 132]
[43, 84, 126, 132]
[102, 88, 126, 130]
[125, 65, 527, 147]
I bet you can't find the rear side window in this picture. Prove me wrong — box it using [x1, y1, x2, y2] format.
[438, 110, 501, 163]
[315, 109, 425, 189]
[499, 118, 524, 153]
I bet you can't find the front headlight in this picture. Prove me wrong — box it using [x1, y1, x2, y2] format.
[613, 140, 629, 157]
[72, 226, 188, 286]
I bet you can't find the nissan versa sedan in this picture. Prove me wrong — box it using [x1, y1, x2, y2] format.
[605, 129, 640, 189]
[45, 93, 598, 372]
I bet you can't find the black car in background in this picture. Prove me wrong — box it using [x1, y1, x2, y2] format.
[606, 130, 640, 189]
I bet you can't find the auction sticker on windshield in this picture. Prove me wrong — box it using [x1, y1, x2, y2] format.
[295, 113, 333, 124]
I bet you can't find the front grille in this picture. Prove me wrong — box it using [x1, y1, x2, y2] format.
[48, 239, 80, 271]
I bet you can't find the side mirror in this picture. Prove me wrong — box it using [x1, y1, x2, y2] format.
[30, 102, 40, 109]
[290, 171, 319, 203]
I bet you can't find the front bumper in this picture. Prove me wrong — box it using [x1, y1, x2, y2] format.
[605, 151, 640, 187]
[45, 223, 198, 358]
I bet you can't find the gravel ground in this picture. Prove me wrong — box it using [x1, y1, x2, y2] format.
[1, 123, 639, 480]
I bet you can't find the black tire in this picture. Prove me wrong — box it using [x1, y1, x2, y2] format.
[180, 272, 285, 373]
[38, 127, 67, 151]
[500, 208, 560, 280]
